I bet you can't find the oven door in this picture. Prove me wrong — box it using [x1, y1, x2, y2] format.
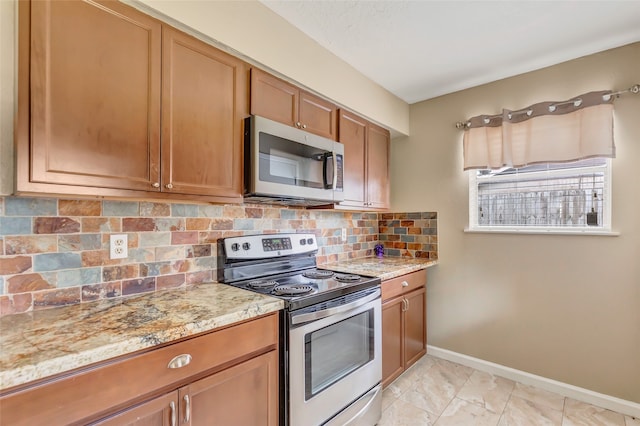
[288, 288, 382, 426]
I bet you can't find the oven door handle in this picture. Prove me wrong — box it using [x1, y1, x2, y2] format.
[290, 288, 380, 325]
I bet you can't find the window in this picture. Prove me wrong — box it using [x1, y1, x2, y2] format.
[468, 158, 612, 233]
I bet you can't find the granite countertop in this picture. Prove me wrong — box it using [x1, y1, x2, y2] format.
[321, 256, 438, 281]
[0, 283, 283, 392]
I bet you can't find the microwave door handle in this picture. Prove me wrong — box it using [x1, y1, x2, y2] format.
[322, 152, 337, 190]
[322, 153, 330, 189]
[331, 151, 338, 190]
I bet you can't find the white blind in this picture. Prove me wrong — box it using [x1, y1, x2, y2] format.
[470, 158, 610, 229]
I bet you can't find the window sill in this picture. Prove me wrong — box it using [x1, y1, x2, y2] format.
[464, 227, 620, 236]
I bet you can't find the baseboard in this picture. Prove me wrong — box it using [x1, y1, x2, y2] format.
[427, 345, 640, 418]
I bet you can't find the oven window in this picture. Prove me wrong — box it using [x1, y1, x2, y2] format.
[259, 132, 329, 189]
[304, 309, 374, 399]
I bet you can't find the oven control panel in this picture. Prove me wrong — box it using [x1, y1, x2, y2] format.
[262, 237, 292, 252]
[222, 233, 318, 259]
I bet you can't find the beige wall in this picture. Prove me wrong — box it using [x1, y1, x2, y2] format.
[0, 0, 15, 195]
[127, 0, 410, 136]
[391, 42, 640, 403]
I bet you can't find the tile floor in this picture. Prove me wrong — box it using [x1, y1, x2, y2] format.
[379, 354, 639, 426]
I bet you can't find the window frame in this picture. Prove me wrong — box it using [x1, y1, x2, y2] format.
[466, 158, 618, 236]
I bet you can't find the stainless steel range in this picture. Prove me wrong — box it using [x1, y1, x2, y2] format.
[218, 233, 382, 426]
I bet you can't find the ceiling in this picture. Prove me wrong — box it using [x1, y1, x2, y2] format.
[260, 1, 640, 104]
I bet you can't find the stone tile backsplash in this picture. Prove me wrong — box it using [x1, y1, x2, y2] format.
[379, 212, 438, 259]
[0, 196, 437, 316]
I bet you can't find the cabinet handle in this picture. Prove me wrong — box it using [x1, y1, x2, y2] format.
[406, 298, 410, 311]
[302, 124, 307, 129]
[167, 354, 192, 369]
[401, 299, 407, 312]
[401, 281, 409, 287]
[170, 401, 176, 426]
[165, 183, 173, 189]
[295, 121, 302, 128]
[184, 394, 191, 423]
[152, 182, 160, 188]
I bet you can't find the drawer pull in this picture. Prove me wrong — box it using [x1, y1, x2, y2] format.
[170, 401, 176, 426]
[167, 354, 192, 369]
[401, 281, 409, 287]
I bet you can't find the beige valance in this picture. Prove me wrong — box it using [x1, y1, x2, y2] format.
[462, 90, 616, 171]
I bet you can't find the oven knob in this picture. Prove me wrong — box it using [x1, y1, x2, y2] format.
[307, 238, 314, 245]
[242, 242, 251, 251]
[231, 243, 239, 251]
[300, 238, 306, 245]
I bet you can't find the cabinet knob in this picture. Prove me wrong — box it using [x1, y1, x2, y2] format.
[152, 182, 160, 188]
[165, 183, 173, 189]
[401, 281, 409, 287]
[295, 121, 302, 128]
[167, 353, 192, 369]
[302, 124, 307, 129]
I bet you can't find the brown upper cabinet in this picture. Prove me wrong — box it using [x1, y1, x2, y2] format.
[250, 68, 338, 141]
[161, 27, 246, 199]
[16, 0, 247, 203]
[336, 109, 391, 210]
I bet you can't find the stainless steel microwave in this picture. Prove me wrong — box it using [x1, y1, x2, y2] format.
[244, 115, 344, 206]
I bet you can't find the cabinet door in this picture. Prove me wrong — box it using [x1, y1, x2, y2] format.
[161, 27, 246, 199]
[299, 91, 337, 140]
[338, 109, 367, 207]
[250, 68, 298, 127]
[404, 287, 427, 369]
[183, 351, 278, 426]
[382, 296, 404, 388]
[26, 0, 161, 191]
[366, 123, 391, 209]
[92, 392, 177, 426]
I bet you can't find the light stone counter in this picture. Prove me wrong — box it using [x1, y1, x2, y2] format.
[0, 283, 283, 391]
[321, 256, 438, 281]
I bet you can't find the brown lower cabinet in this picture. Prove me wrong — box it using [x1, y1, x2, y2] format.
[95, 351, 277, 426]
[0, 313, 279, 426]
[381, 270, 427, 388]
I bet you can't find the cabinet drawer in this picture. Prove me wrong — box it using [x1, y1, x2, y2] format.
[381, 270, 426, 301]
[0, 313, 278, 426]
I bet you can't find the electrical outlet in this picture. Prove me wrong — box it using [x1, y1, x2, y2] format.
[341, 228, 347, 243]
[109, 234, 128, 259]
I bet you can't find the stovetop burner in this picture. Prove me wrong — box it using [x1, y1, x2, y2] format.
[218, 233, 381, 310]
[334, 274, 361, 283]
[273, 284, 314, 296]
[302, 270, 335, 279]
[247, 280, 278, 289]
